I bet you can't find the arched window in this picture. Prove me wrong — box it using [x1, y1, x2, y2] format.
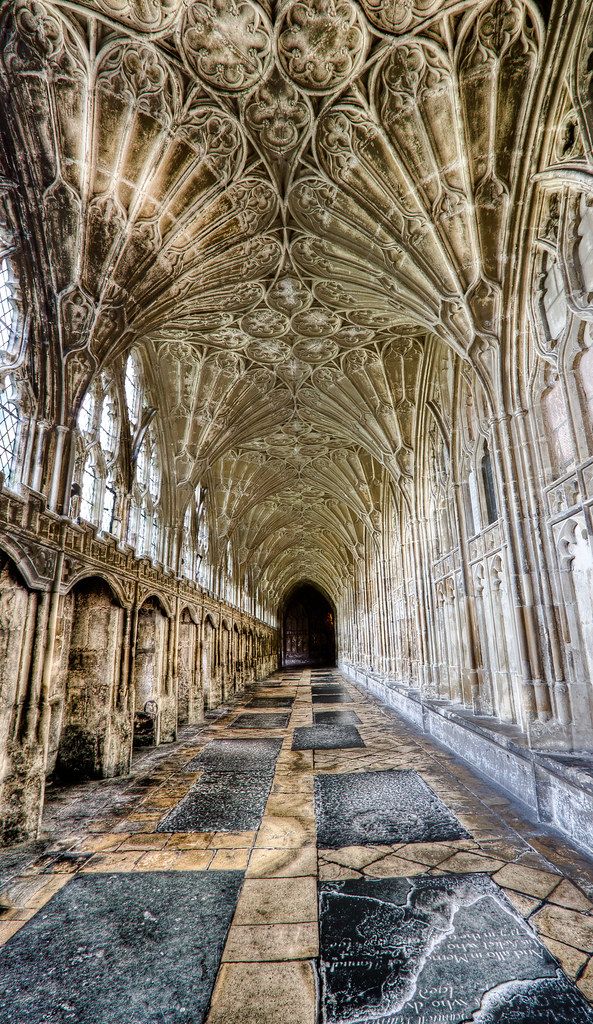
[196, 485, 210, 588]
[0, 256, 20, 363]
[576, 343, 593, 453]
[0, 255, 25, 490]
[480, 442, 498, 526]
[541, 255, 568, 345]
[129, 424, 161, 560]
[80, 453, 99, 523]
[74, 373, 121, 532]
[541, 369, 573, 479]
[124, 350, 142, 430]
[180, 502, 193, 580]
[0, 372, 20, 486]
[577, 194, 593, 298]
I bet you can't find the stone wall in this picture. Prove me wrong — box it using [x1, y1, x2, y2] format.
[0, 492, 279, 847]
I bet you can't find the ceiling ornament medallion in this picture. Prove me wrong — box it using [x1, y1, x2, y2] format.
[179, 0, 273, 93]
[291, 308, 341, 337]
[240, 309, 291, 337]
[244, 66, 312, 157]
[359, 0, 450, 35]
[292, 337, 340, 363]
[267, 276, 311, 315]
[85, 0, 182, 32]
[246, 338, 292, 363]
[277, 0, 368, 94]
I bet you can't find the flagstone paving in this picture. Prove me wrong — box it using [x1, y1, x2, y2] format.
[1, 667, 593, 1021]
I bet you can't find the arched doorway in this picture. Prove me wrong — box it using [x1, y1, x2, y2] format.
[202, 615, 217, 710]
[132, 597, 168, 747]
[56, 577, 124, 781]
[177, 607, 200, 726]
[282, 584, 336, 668]
[0, 552, 40, 844]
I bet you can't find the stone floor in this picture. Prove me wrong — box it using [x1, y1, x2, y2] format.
[2, 668, 593, 1021]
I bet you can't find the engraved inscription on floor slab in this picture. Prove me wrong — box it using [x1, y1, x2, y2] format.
[0, 871, 243, 1024]
[319, 873, 593, 1024]
[158, 771, 273, 832]
[232, 713, 291, 729]
[312, 694, 352, 705]
[185, 738, 282, 774]
[292, 726, 365, 751]
[314, 710, 362, 726]
[315, 770, 469, 848]
[248, 697, 294, 709]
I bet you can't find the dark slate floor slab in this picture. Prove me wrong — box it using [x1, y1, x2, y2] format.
[0, 870, 242, 1024]
[319, 873, 593, 1024]
[185, 738, 282, 775]
[315, 769, 469, 847]
[314, 710, 361, 726]
[248, 697, 294, 709]
[158, 771, 273, 831]
[312, 693, 352, 704]
[292, 726, 365, 751]
[232, 713, 290, 729]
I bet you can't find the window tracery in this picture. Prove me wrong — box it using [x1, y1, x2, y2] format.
[74, 373, 122, 533]
[0, 256, 20, 364]
[0, 255, 26, 491]
[0, 372, 21, 487]
[480, 442, 498, 527]
[129, 423, 161, 560]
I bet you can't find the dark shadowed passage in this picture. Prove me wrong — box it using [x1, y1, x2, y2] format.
[281, 584, 336, 668]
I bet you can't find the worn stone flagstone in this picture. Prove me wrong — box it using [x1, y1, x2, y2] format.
[247, 698, 295, 709]
[315, 769, 469, 848]
[158, 772, 274, 832]
[2, 669, 593, 1021]
[0, 871, 243, 1024]
[312, 694, 352, 705]
[313, 711, 362, 726]
[232, 713, 291, 730]
[292, 726, 365, 751]
[185, 739, 282, 775]
[318, 873, 593, 1024]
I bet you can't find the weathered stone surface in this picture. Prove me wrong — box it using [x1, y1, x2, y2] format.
[158, 772, 274, 832]
[313, 711, 361, 725]
[292, 726, 364, 750]
[185, 739, 282, 775]
[318, 873, 593, 1023]
[315, 770, 469, 848]
[1, 0, 593, 876]
[0, 871, 243, 1024]
[248, 698, 294, 709]
[232, 714, 291, 730]
[312, 695, 352, 705]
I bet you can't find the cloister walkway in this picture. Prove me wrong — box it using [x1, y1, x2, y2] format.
[1, 669, 593, 1022]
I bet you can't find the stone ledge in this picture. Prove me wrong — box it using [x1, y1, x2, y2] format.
[340, 663, 593, 861]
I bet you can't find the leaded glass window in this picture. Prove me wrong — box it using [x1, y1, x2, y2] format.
[0, 257, 19, 361]
[0, 373, 19, 485]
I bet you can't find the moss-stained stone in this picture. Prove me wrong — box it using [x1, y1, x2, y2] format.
[292, 726, 364, 750]
[315, 770, 469, 848]
[0, 871, 243, 1024]
[318, 873, 593, 1023]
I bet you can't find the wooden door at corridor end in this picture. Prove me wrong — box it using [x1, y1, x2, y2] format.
[282, 584, 336, 667]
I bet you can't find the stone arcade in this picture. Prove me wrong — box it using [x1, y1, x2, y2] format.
[2, 0, 593, 1020]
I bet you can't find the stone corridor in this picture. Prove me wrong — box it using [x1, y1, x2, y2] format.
[2, 669, 593, 1023]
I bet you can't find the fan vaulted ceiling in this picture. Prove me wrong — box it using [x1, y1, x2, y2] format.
[0, 0, 542, 606]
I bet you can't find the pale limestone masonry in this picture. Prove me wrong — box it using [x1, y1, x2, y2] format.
[0, 0, 593, 853]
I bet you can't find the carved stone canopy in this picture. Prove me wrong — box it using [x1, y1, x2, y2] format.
[0, 0, 543, 604]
